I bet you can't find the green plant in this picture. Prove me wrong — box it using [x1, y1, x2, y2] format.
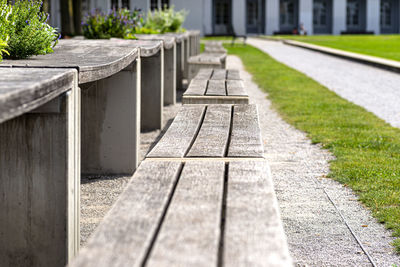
[0, 0, 11, 61]
[82, 8, 142, 39]
[144, 5, 187, 33]
[1, 0, 59, 60]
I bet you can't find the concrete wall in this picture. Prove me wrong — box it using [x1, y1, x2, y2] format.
[299, 0, 314, 35]
[172, 0, 207, 35]
[366, 0, 380, 34]
[232, 0, 247, 35]
[332, 0, 347, 34]
[266, 0, 280, 34]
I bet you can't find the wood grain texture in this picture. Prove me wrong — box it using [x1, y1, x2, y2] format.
[193, 69, 213, 80]
[226, 80, 247, 96]
[210, 69, 227, 80]
[136, 34, 175, 50]
[182, 96, 249, 105]
[0, 68, 76, 123]
[224, 161, 292, 267]
[187, 105, 231, 157]
[164, 33, 185, 43]
[227, 105, 264, 157]
[146, 105, 205, 158]
[147, 161, 224, 267]
[227, 69, 241, 80]
[184, 80, 208, 96]
[70, 161, 182, 267]
[0, 40, 139, 84]
[188, 55, 221, 64]
[206, 80, 226, 96]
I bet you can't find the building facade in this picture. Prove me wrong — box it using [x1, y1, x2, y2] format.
[50, 0, 400, 35]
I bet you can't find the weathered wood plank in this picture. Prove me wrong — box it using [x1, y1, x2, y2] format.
[0, 40, 139, 84]
[227, 69, 241, 80]
[227, 105, 264, 157]
[206, 80, 226, 96]
[226, 80, 247, 96]
[193, 69, 213, 80]
[70, 161, 182, 267]
[224, 161, 292, 267]
[187, 105, 231, 157]
[147, 161, 224, 267]
[147, 105, 205, 158]
[0, 68, 75, 123]
[210, 69, 227, 80]
[136, 34, 175, 50]
[184, 80, 208, 96]
[182, 95, 249, 105]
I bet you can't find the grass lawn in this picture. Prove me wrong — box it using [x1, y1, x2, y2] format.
[269, 35, 400, 61]
[222, 43, 400, 252]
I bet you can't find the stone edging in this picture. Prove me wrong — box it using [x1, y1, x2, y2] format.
[283, 39, 400, 74]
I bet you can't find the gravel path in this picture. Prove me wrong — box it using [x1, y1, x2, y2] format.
[226, 55, 400, 266]
[80, 93, 181, 245]
[248, 38, 400, 128]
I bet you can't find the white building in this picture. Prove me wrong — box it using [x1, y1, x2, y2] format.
[51, 0, 400, 35]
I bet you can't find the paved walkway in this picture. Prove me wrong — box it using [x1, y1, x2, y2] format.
[248, 38, 400, 128]
[227, 55, 400, 266]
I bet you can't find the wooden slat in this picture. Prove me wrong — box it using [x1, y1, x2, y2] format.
[227, 105, 264, 157]
[210, 69, 227, 80]
[184, 80, 208, 96]
[226, 80, 247, 96]
[187, 105, 231, 157]
[147, 105, 205, 158]
[224, 161, 292, 267]
[194, 69, 213, 80]
[227, 69, 241, 80]
[206, 80, 226, 96]
[71, 161, 182, 267]
[147, 161, 224, 267]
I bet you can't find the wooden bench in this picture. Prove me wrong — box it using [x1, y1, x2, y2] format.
[204, 40, 227, 54]
[136, 34, 177, 105]
[0, 68, 80, 266]
[70, 104, 292, 266]
[183, 69, 249, 104]
[188, 53, 227, 81]
[0, 39, 142, 175]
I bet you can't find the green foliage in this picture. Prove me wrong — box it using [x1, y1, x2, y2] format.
[144, 5, 187, 33]
[225, 43, 400, 253]
[1, 0, 59, 60]
[82, 8, 142, 39]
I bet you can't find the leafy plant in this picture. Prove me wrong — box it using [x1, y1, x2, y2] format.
[1, 0, 59, 60]
[82, 8, 142, 39]
[144, 5, 187, 34]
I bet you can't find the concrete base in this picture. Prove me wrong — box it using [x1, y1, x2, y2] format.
[164, 45, 176, 106]
[0, 85, 80, 266]
[81, 61, 141, 175]
[183, 38, 190, 79]
[141, 49, 164, 131]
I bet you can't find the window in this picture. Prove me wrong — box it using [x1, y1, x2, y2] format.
[151, 0, 170, 10]
[111, 0, 130, 9]
[347, 0, 359, 26]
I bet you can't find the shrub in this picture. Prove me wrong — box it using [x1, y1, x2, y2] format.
[1, 0, 59, 60]
[144, 5, 187, 33]
[82, 8, 142, 39]
[0, 0, 11, 61]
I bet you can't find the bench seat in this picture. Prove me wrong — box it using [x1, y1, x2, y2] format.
[188, 53, 227, 81]
[183, 69, 248, 104]
[147, 104, 262, 158]
[71, 159, 292, 267]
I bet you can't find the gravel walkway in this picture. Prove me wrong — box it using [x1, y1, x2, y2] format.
[248, 38, 400, 128]
[226, 55, 400, 266]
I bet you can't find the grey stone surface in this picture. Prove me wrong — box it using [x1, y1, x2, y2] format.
[248, 38, 400, 129]
[227, 55, 400, 266]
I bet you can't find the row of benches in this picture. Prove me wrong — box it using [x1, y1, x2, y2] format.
[0, 31, 200, 267]
[70, 45, 292, 266]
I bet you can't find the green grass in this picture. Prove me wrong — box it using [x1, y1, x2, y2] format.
[224, 43, 400, 253]
[268, 35, 400, 61]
